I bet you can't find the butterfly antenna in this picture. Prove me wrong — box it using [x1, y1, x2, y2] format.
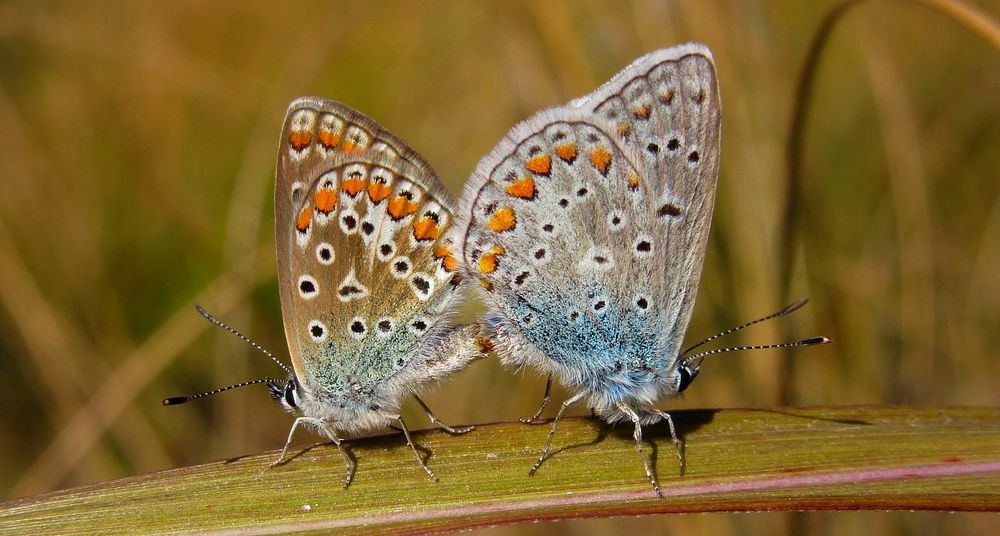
[682, 298, 810, 355]
[162, 378, 281, 406]
[682, 337, 831, 369]
[195, 305, 292, 375]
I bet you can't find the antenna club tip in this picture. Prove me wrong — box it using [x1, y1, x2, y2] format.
[162, 397, 189, 406]
[800, 336, 832, 346]
[781, 298, 810, 315]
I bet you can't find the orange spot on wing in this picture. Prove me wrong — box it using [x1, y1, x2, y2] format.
[617, 121, 631, 137]
[413, 218, 442, 241]
[434, 246, 459, 272]
[367, 182, 392, 204]
[288, 131, 311, 151]
[317, 130, 340, 149]
[506, 176, 535, 200]
[554, 143, 577, 163]
[341, 140, 361, 153]
[590, 146, 612, 175]
[487, 206, 516, 232]
[342, 178, 365, 197]
[479, 277, 493, 290]
[525, 154, 552, 175]
[295, 206, 312, 232]
[314, 188, 337, 213]
[631, 104, 651, 119]
[628, 172, 639, 191]
[388, 196, 419, 220]
[478, 246, 505, 274]
[478, 255, 497, 273]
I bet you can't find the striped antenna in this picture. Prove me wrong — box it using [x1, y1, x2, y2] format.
[195, 305, 291, 375]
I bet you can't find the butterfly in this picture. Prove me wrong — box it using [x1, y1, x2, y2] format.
[270, 97, 496, 483]
[455, 43, 725, 496]
[167, 97, 488, 486]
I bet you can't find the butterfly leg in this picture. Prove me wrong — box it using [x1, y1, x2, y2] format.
[413, 394, 474, 434]
[617, 403, 663, 499]
[528, 391, 585, 475]
[271, 416, 323, 467]
[520, 374, 552, 424]
[393, 415, 438, 481]
[328, 434, 355, 488]
[652, 408, 685, 475]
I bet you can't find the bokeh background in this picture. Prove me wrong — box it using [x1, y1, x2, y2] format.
[1, 0, 998, 533]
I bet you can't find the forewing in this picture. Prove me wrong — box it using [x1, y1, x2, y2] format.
[275, 97, 463, 396]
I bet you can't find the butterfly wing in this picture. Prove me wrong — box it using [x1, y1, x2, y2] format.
[275, 97, 466, 403]
[456, 44, 719, 391]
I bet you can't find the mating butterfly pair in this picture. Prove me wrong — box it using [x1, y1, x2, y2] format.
[167, 43, 827, 497]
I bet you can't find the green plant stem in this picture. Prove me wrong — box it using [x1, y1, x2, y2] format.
[2, 406, 998, 534]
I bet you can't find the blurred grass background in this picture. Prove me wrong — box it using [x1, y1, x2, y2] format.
[0, 0, 997, 533]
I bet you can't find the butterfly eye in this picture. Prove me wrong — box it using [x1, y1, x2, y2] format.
[677, 364, 699, 393]
[282, 379, 299, 409]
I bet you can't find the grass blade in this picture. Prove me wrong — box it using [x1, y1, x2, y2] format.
[1, 406, 997, 534]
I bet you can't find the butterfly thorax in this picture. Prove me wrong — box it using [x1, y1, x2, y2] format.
[279, 373, 399, 436]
